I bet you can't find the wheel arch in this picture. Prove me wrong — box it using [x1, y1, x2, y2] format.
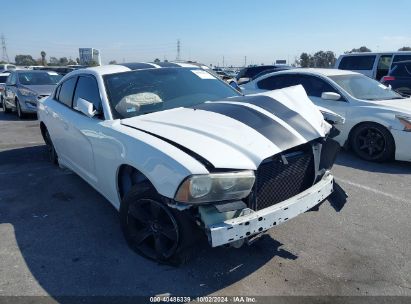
[116, 164, 157, 202]
[347, 120, 396, 152]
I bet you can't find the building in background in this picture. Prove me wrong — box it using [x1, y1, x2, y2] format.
[79, 48, 101, 66]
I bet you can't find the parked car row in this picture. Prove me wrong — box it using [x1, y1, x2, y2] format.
[2, 70, 62, 118]
[240, 68, 411, 162]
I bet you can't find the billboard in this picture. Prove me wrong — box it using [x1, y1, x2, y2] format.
[79, 48, 101, 66]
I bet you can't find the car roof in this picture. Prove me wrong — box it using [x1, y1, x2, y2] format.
[339, 51, 411, 56]
[13, 70, 54, 74]
[270, 68, 359, 77]
[85, 61, 201, 76]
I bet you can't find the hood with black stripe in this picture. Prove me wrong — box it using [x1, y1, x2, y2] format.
[121, 85, 331, 170]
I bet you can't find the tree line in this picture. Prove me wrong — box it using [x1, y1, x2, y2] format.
[2, 50, 99, 66]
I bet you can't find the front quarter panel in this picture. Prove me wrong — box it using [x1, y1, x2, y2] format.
[93, 120, 210, 209]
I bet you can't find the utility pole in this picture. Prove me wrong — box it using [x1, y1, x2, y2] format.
[1, 34, 10, 63]
[222, 56, 225, 68]
[244, 56, 247, 67]
[176, 39, 181, 62]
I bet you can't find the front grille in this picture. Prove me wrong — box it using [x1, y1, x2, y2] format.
[252, 144, 315, 211]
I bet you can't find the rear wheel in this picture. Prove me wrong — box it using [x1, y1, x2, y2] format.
[120, 184, 199, 265]
[350, 122, 395, 162]
[43, 128, 58, 165]
[2, 97, 11, 113]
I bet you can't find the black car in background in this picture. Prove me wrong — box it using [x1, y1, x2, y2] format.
[381, 60, 411, 96]
[236, 65, 292, 85]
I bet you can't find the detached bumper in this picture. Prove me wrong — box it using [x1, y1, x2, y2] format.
[208, 172, 334, 247]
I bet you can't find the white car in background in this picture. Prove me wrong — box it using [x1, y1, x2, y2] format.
[37, 62, 346, 264]
[0, 72, 9, 106]
[241, 68, 411, 162]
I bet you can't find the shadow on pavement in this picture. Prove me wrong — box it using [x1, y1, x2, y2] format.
[0, 108, 37, 121]
[0, 145, 298, 298]
[335, 150, 411, 174]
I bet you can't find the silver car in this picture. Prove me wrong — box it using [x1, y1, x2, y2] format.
[2, 70, 62, 118]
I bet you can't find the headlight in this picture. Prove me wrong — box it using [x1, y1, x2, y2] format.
[175, 171, 255, 204]
[396, 115, 411, 132]
[18, 88, 37, 97]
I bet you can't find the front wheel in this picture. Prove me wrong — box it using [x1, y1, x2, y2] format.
[120, 185, 199, 265]
[16, 99, 26, 119]
[350, 122, 395, 162]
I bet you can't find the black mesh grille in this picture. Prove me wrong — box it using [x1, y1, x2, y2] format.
[253, 145, 315, 211]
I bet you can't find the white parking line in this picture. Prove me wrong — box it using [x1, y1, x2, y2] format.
[336, 177, 409, 204]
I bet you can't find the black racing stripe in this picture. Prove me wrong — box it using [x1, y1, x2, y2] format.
[117, 63, 157, 70]
[193, 103, 302, 151]
[120, 122, 214, 170]
[226, 95, 320, 140]
[155, 62, 180, 67]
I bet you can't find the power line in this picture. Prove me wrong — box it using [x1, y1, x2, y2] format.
[1, 34, 10, 63]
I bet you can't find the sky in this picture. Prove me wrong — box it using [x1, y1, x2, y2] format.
[1, 0, 411, 66]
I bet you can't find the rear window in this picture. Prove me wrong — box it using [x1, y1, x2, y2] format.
[393, 55, 411, 63]
[338, 55, 376, 70]
[390, 62, 411, 77]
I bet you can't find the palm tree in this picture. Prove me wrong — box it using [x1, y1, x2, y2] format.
[40, 51, 46, 66]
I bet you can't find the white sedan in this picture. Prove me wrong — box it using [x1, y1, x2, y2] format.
[241, 68, 411, 162]
[38, 62, 345, 264]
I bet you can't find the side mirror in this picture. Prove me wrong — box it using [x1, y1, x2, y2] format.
[321, 92, 341, 101]
[229, 81, 242, 93]
[76, 97, 97, 118]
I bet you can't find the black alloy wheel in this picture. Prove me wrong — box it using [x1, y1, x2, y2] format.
[44, 128, 58, 164]
[16, 99, 25, 119]
[126, 198, 180, 261]
[351, 123, 394, 162]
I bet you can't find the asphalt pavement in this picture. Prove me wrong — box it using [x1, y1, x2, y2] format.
[0, 109, 410, 299]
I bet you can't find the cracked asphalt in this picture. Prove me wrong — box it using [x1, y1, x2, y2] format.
[0, 108, 410, 299]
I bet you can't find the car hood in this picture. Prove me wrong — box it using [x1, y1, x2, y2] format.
[23, 85, 56, 96]
[121, 85, 328, 170]
[368, 98, 411, 115]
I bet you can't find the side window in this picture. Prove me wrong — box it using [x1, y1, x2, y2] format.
[58, 77, 77, 107]
[257, 75, 294, 90]
[72, 76, 102, 115]
[54, 84, 62, 100]
[339, 55, 376, 70]
[8, 73, 17, 85]
[298, 75, 339, 97]
[376, 55, 392, 80]
[393, 55, 411, 63]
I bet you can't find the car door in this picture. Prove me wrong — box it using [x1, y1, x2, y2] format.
[45, 76, 78, 166]
[62, 75, 105, 186]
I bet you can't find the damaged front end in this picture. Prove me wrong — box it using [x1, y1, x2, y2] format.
[198, 130, 347, 248]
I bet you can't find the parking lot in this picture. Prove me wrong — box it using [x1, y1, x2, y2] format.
[0, 108, 410, 298]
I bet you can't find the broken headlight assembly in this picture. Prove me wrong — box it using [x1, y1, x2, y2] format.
[175, 171, 255, 204]
[395, 115, 411, 132]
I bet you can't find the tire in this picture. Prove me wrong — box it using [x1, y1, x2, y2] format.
[2, 97, 11, 113]
[120, 184, 199, 265]
[350, 122, 395, 162]
[16, 99, 26, 119]
[43, 128, 58, 165]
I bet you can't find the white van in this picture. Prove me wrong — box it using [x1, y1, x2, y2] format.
[335, 52, 411, 80]
[0, 64, 16, 73]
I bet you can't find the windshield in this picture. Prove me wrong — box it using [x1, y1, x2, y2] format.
[104, 68, 241, 119]
[18, 72, 61, 85]
[329, 74, 403, 100]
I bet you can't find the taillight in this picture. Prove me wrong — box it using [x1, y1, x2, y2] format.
[382, 76, 395, 82]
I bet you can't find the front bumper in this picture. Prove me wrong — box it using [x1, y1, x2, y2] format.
[392, 129, 411, 162]
[208, 172, 334, 247]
